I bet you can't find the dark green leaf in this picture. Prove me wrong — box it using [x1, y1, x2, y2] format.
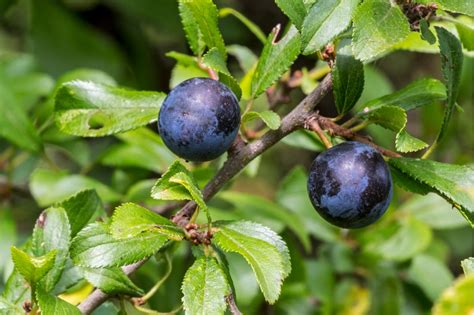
[422, 0, 474, 16]
[431, 27, 463, 146]
[70, 223, 168, 268]
[110, 203, 183, 240]
[10, 247, 57, 285]
[30, 169, 121, 207]
[213, 221, 290, 303]
[182, 256, 230, 315]
[275, 0, 307, 29]
[178, 0, 204, 56]
[36, 287, 81, 315]
[352, 1, 410, 61]
[301, 0, 358, 55]
[251, 26, 301, 98]
[242, 110, 281, 130]
[408, 254, 453, 301]
[389, 158, 474, 226]
[81, 267, 143, 296]
[55, 80, 165, 137]
[332, 43, 364, 114]
[420, 19, 436, 44]
[59, 189, 102, 237]
[185, 0, 227, 58]
[219, 72, 242, 100]
[32, 207, 71, 291]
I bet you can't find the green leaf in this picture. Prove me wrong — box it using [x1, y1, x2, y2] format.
[301, 0, 358, 55]
[395, 129, 429, 153]
[364, 217, 432, 261]
[332, 42, 364, 114]
[367, 105, 406, 131]
[178, 0, 204, 56]
[219, 8, 266, 43]
[110, 203, 183, 240]
[70, 222, 168, 268]
[213, 220, 290, 303]
[0, 296, 23, 314]
[422, 0, 474, 16]
[408, 254, 453, 301]
[219, 72, 242, 100]
[433, 275, 474, 315]
[30, 168, 121, 207]
[227, 45, 258, 72]
[275, 0, 307, 29]
[352, 1, 410, 62]
[59, 189, 102, 237]
[185, 0, 227, 58]
[151, 161, 206, 211]
[430, 27, 463, 147]
[10, 247, 57, 285]
[0, 209, 16, 274]
[358, 78, 446, 113]
[55, 80, 166, 137]
[2, 270, 30, 307]
[81, 267, 143, 296]
[389, 158, 474, 226]
[242, 110, 281, 130]
[202, 47, 230, 76]
[276, 167, 339, 242]
[281, 129, 325, 151]
[251, 26, 301, 98]
[182, 256, 230, 315]
[32, 207, 71, 291]
[455, 16, 474, 51]
[218, 191, 311, 251]
[461, 258, 474, 275]
[36, 287, 81, 315]
[420, 19, 436, 45]
[399, 193, 467, 230]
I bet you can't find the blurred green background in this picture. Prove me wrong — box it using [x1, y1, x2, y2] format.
[0, 0, 473, 314]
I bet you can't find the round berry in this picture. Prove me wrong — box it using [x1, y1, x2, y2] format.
[307, 141, 393, 228]
[158, 78, 240, 161]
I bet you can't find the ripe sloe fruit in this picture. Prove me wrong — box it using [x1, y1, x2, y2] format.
[307, 141, 393, 228]
[158, 78, 240, 161]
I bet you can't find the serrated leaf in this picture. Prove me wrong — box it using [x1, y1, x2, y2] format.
[182, 256, 230, 315]
[433, 275, 474, 315]
[218, 191, 311, 251]
[11, 247, 57, 285]
[358, 78, 446, 113]
[422, 0, 474, 16]
[30, 169, 121, 207]
[70, 223, 168, 268]
[251, 25, 301, 98]
[151, 161, 206, 210]
[301, 0, 358, 55]
[461, 258, 474, 275]
[367, 105, 406, 131]
[55, 80, 166, 137]
[213, 221, 290, 303]
[219, 8, 266, 43]
[430, 27, 463, 147]
[332, 42, 364, 114]
[408, 254, 453, 301]
[389, 158, 474, 226]
[80, 267, 143, 296]
[0, 296, 23, 314]
[59, 189, 102, 237]
[275, 0, 307, 29]
[202, 47, 230, 76]
[184, 0, 227, 58]
[352, 1, 410, 62]
[242, 110, 281, 130]
[110, 203, 183, 240]
[37, 287, 81, 315]
[219, 72, 242, 100]
[2, 270, 30, 307]
[32, 207, 71, 292]
[178, 0, 204, 56]
[420, 19, 436, 44]
[364, 217, 432, 261]
[395, 129, 428, 153]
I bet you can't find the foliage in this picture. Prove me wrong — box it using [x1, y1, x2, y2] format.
[0, 0, 472, 314]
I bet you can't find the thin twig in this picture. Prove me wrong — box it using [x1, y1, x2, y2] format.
[226, 294, 243, 315]
[306, 116, 332, 149]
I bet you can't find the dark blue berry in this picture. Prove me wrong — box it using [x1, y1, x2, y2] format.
[307, 141, 393, 228]
[158, 78, 240, 161]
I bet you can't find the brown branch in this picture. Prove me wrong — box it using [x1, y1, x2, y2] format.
[226, 294, 243, 315]
[306, 114, 402, 158]
[77, 75, 334, 314]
